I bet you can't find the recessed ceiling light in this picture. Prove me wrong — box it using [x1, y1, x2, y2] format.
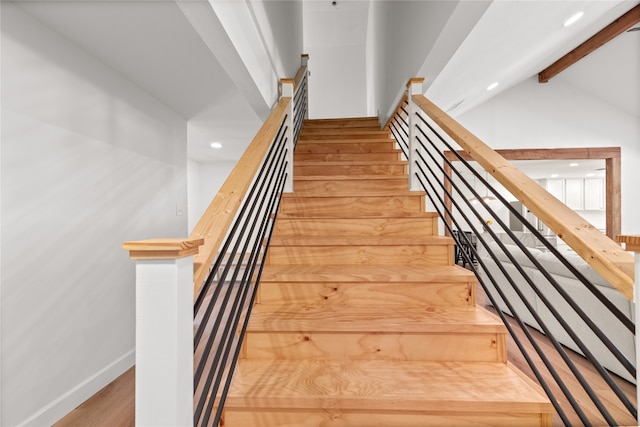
[564, 11, 584, 27]
[586, 173, 595, 177]
[486, 82, 499, 91]
[551, 174, 559, 178]
[210, 142, 222, 149]
[569, 162, 579, 167]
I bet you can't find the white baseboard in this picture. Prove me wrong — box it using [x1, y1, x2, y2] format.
[18, 350, 135, 427]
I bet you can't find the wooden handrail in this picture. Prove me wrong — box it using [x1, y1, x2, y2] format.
[190, 96, 291, 295]
[412, 93, 634, 300]
[293, 66, 307, 91]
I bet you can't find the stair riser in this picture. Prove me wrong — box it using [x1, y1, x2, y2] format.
[302, 124, 380, 131]
[299, 132, 390, 140]
[295, 152, 401, 162]
[280, 195, 425, 215]
[257, 282, 474, 307]
[222, 410, 551, 427]
[266, 245, 453, 266]
[294, 163, 407, 176]
[293, 179, 408, 195]
[242, 332, 506, 363]
[303, 118, 380, 128]
[295, 141, 396, 153]
[273, 217, 437, 237]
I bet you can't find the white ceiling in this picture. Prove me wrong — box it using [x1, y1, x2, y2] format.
[13, 0, 263, 163]
[427, 0, 639, 118]
[11, 0, 639, 163]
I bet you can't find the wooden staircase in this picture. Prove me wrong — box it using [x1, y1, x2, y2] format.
[222, 117, 553, 426]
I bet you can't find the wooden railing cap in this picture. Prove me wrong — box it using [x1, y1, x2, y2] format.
[406, 77, 425, 88]
[123, 237, 205, 260]
[618, 235, 640, 252]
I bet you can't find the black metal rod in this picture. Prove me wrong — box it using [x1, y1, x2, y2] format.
[415, 118, 636, 388]
[193, 115, 288, 313]
[416, 132, 633, 421]
[204, 160, 289, 427]
[193, 120, 288, 347]
[412, 154, 588, 426]
[195, 142, 288, 424]
[414, 112, 634, 334]
[194, 135, 288, 408]
[414, 128, 628, 424]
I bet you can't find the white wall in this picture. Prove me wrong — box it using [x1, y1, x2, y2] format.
[207, 0, 303, 114]
[1, 4, 188, 425]
[457, 76, 640, 235]
[188, 159, 201, 233]
[303, 1, 370, 119]
[374, 1, 459, 123]
[188, 161, 237, 233]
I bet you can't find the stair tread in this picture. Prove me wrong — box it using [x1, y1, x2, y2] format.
[278, 211, 435, 219]
[226, 359, 552, 413]
[297, 138, 395, 144]
[294, 174, 406, 181]
[282, 191, 424, 198]
[295, 160, 408, 166]
[278, 212, 438, 221]
[261, 264, 476, 283]
[247, 305, 505, 333]
[269, 235, 453, 246]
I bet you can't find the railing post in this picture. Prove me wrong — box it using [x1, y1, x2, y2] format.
[617, 235, 640, 403]
[280, 78, 295, 193]
[122, 237, 204, 427]
[407, 78, 425, 191]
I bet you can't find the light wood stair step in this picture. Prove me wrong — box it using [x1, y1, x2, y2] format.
[269, 235, 453, 246]
[242, 305, 506, 362]
[258, 280, 475, 308]
[261, 264, 476, 283]
[295, 151, 402, 162]
[222, 359, 554, 426]
[293, 175, 410, 195]
[273, 215, 438, 237]
[294, 161, 408, 176]
[258, 265, 477, 307]
[294, 140, 397, 153]
[303, 117, 380, 129]
[246, 305, 503, 334]
[299, 130, 390, 140]
[266, 236, 454, 266]
[280, 193, 426, 215]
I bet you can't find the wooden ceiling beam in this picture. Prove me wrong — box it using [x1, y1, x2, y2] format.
[538, 4, 640, 83]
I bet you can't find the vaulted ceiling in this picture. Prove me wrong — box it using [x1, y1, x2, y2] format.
[10, 0, 639, 163]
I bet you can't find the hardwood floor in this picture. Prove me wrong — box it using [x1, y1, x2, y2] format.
[53, 367, 134, 427]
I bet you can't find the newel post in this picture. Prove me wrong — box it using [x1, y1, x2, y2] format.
[281, 78, 295, 193]
[407, 78, 425, 191]
[122, 237, 204, 426]
[617, 235, 640, 405]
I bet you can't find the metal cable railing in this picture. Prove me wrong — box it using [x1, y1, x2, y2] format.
[293, 69, 308, 145]
[387, 98, 409, 158]
[387, 94, 636, 426]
